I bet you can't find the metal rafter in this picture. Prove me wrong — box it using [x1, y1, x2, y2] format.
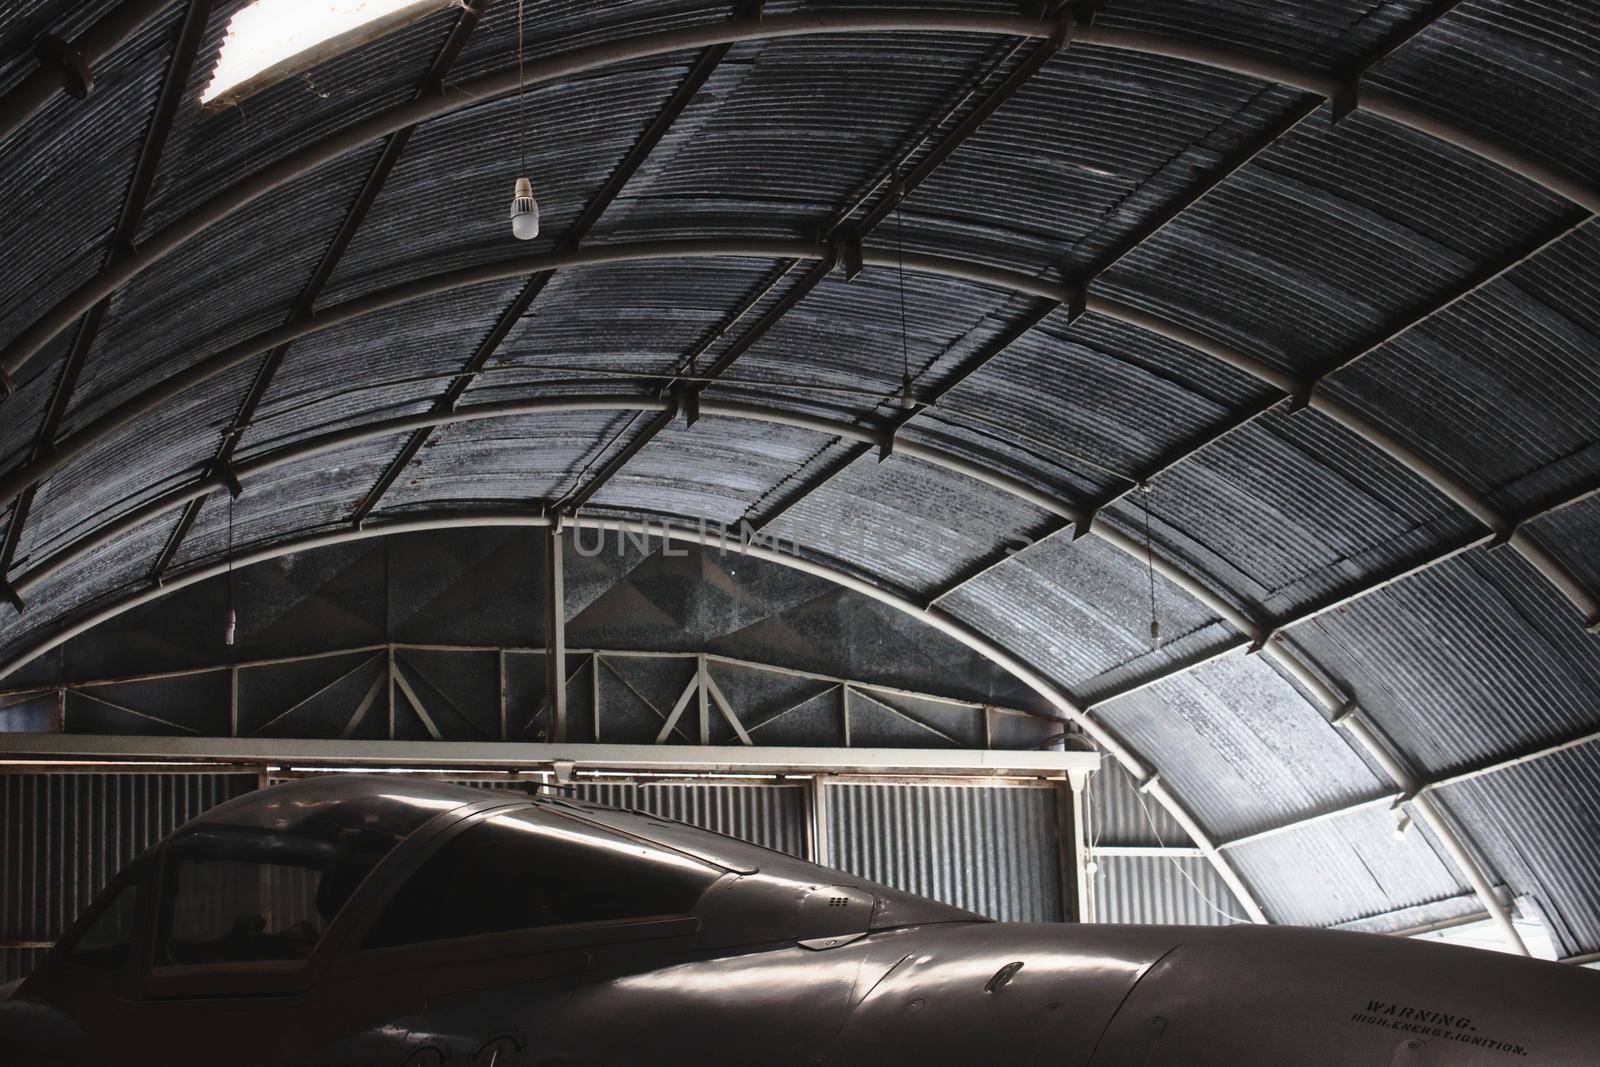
[14, 389, 1581, 942]
[5, 227, 1595, 645]
[914, 0, 1479, 607]
[8, 2, 1597, 398]
[348, 32, 740, 523]
[0, 0, 174, 149]
[0, 0, 213, 611]
[557, 30, 1069, 513]
[147, 0, 488, 581]
[15, 400, 1597, 932]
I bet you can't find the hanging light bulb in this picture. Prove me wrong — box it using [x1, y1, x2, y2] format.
[224, 607, 238, 647]
[510, 177, 539, 240]
[1391, 806, 1414, 841]
[896, 372, 916, 410]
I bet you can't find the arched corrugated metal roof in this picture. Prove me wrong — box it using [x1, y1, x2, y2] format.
[1, 0, 1598, 958]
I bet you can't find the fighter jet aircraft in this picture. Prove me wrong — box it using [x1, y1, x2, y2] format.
[3, 775, 1596, 1065]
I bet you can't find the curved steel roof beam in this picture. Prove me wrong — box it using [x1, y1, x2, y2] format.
[0, 504, 1270, 925]
[0, 238, 1067, 512]
[0, 395, 1536, 939]
[1090, 294, 1600, 631]
[1, 0, 214, 597]
[0, 8, 1062, 388]
[5, 5, 1599, 390]
[0, 0, 174, 150]
[2, 234, 1591, 634]
[147, 0, 489, 582]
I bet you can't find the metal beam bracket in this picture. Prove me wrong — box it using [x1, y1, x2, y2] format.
[876, 427, 895, 464]
[1246, 628, 1277, 654]
[35, 34, 93, 98]
[0, 578, 23, 613]
[1064, 280, 1086, 321]
[833, 225, 865, 281]
[1330, 76, 1361, 125]
[1330, 701, 1358, 728]
[1287, 378, 1318, 413]
[674, 383, 701, 427]
[1071, 508, 1097, 540]
[1047, 12, 1073, 51]
[1486, 519, 1518, 549]
[214, 461, 243, 499]
[1136, 772, 1160, 794]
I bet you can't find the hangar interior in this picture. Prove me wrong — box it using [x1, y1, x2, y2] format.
[2, 0, 1599, 983]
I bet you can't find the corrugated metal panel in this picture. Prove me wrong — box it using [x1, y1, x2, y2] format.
[1368, 1, 1600, 193]
[1096, 653, 1387, 841]
[1224, 803, 1470, 928]
[766, 452, 1054, 596]
[1085, 762, 1186, 848]
[1287, 548, 1600, 778]
[943, 527, 1225, 693]
[1435, 741, 1600, 959]
[1093, 855, 1240, 926]
[0, 771, 259, 979]
[825, 781, 1062, 923]
[576, 781, 807, 857]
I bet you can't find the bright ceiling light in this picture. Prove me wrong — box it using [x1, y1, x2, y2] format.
[202, 0, 450, 106]
[510, 176, 540, 239]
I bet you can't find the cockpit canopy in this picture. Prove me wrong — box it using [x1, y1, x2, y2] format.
[40, 775, 976, 995]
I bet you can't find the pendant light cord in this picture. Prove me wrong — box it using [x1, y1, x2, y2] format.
[1143, 487, 1159, 649]
[517, 0, 527, 173]
[895, 180, 910, 385]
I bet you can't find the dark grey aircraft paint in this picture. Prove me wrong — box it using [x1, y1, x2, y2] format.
[2, 777, 1595, 1065]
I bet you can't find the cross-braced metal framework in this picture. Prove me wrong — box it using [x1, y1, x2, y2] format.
[2, 0, 1600, 956]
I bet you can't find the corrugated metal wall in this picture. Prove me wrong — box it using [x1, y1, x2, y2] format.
[1084, 764, 1239, 925]
[574, 781, 807, 857]
[1093, 856, 1241, 927]
[0, 771, 260, 982]
[823, 781, 1064, 923]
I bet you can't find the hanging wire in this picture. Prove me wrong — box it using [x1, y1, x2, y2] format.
[224, 490, 237, 647]
[1143, 486, 1160, 649]
[893, 177, 913, 408]
[517, 0, 527, 173]
[1129, 775, 1248, 924]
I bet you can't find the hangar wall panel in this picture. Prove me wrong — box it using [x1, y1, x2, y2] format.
[574, 780, 807, 858]
[823, 781, 1064, 923]
[1093, 856, 1238, 927]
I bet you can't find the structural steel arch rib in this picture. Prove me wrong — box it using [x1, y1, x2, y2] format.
[0, 505, 1270, 925]
[3, 235, 1588, 632]
[0, 395, 1530, 948]
[4, 6, 1599, 386]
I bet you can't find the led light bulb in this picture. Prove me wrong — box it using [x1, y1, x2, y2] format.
[1391, 808, 1413, 840]
[896, 373, 916, 410]
[510, 176, 540, 240]
[224, 607, 237, 647]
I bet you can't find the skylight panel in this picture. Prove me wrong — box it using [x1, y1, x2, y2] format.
[201, 0, 451, 106]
